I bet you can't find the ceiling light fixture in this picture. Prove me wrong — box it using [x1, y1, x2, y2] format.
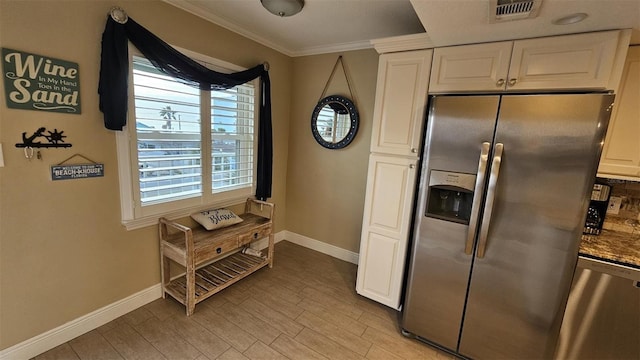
[552, 12, 588, 25]
[261, 0, 304, 17]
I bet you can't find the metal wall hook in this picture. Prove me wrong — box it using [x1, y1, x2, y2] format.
[15, 127, 72, 149]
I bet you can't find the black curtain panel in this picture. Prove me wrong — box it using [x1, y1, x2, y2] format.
[98, 16, 272, 200]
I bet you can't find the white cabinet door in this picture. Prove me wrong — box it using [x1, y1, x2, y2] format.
[370, 50, 432, 157]
[429, 30, 624, 93]
[356, 154, 418, 309]
[508, 31, 619, 91]
[598, 46, 640, 179]
[430, 42, 512, 93]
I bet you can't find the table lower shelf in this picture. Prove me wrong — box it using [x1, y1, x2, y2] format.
[164, 251, 269, 306]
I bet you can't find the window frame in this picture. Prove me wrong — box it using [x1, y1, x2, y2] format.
[116, 46, 259, 230]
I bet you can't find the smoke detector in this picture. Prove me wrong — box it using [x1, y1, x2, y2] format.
[489, 0, 542, 23]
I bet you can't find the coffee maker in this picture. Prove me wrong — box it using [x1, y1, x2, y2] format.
[584, 183, 611, 235]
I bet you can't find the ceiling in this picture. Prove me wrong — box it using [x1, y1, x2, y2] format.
[165, 0, 640, 57]
[164, 0, 425, 56]
[412, 0, 640, 47]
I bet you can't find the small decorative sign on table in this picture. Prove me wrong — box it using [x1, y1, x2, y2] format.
[2, 48, 81, 114]
[51, 154, 103, 181]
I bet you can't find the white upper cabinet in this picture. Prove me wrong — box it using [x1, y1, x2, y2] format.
[430, 41, 513, 92]
[508, 31, 619, 91]
[430, 30, 629, 93]
[370, 50, 433, 157]
[598, 46, 640, 180]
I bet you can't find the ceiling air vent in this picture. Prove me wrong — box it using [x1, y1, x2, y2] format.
[489, 0, 542, 23]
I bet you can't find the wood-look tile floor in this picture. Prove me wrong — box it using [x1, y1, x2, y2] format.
[35, 241, 453, 360]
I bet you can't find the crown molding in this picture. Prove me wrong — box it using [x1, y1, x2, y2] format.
[290, 40, 374, 57]
[163, 0, 379, 57]
[371, 33, 433, 54]
[163, 0, 295, 56]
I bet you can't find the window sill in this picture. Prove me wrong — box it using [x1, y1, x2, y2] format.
[121, 196, 249, 231]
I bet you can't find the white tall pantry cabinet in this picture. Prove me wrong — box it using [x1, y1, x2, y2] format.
[356, 48, 432, 309]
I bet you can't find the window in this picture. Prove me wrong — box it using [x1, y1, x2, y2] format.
[116, 50, 258, 229]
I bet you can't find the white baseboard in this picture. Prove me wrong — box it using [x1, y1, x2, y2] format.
[252, 230, 358, 264]
[248, 230, 358, 264]
[0, 284, 162, 360]
[1, 231, 358, 359]
[282, 231, 359, 264]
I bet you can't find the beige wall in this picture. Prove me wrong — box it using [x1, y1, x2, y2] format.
[286, 51, 379, 253]
[0, 0, 380, 351]
[0, 0, 293, 348]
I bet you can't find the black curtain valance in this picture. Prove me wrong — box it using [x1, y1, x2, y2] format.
[98, 15, 272, 200]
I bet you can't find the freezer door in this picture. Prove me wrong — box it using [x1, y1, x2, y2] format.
[459, 94, 614, 359]
[402, 96, 499, 351]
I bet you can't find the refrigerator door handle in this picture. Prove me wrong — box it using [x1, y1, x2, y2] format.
[464, 142, 492, 255]
[476, 142, 504, 259]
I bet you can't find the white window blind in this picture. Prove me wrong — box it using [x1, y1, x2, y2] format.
[211, 85, 254, 193]
[133, 57, 202, 205]
[130, 55, 255, 212]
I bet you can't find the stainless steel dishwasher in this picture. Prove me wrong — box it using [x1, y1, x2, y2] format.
[556, 257, 640, 360]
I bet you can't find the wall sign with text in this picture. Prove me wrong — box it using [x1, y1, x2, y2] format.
[2, 48, 81, 114]
[50, 154, 103, 181]
[51, 164, 104, 181]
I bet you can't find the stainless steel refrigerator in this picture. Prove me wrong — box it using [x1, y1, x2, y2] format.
[401, 94, 614, 359]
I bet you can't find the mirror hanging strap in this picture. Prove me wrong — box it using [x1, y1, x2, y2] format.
[319, 56, 357, 106]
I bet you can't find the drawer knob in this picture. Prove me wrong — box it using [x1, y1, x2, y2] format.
[253, 233, 259, 239]
[216, 247, 222, 254]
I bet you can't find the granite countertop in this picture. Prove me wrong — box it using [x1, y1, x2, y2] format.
[580, 228, 640, 269]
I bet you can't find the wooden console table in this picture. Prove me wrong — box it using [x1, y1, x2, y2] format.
[158, 199, 274, 315]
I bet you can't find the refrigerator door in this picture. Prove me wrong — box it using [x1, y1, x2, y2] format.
[402, 96, 499, 350]
[459, 94, 614, 359]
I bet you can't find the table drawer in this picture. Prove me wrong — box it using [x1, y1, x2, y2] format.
[195, 236, 238, 263]
[239, 224, 272, 246]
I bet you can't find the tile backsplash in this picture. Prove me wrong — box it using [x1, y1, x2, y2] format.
[599, 178, 640, 233]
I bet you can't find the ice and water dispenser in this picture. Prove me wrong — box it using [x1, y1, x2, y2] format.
[425, 170, 476, 225]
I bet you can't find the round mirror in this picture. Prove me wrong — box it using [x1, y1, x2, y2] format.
[311, 95, 359, 149]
